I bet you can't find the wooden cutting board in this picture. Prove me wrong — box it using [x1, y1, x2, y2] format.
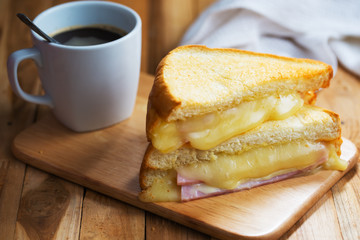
[12, 73, 358, 240]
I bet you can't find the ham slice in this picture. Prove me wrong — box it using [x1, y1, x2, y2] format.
[177, 174, 201, 185]
[180, 155, 328, 201]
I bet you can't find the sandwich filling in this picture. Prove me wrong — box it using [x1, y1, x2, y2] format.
[140, 140, 347, 202]
[150, 93, 304, 153]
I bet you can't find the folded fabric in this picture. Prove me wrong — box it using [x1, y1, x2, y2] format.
[180, 0, 360, 77]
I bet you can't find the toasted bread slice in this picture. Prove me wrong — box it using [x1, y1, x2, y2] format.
[146, 46, 333, 152]
[148, 45, 332, 124]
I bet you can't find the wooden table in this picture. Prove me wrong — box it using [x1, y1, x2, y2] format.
[1, 1, 359, 239]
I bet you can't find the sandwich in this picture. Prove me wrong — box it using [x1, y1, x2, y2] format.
[139, 45, 347, 202]
[140, 105, 346, 202]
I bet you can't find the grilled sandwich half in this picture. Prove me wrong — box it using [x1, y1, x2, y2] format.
[139, 45, 346, 202]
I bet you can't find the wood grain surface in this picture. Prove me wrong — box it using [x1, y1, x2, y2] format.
[1, 0, 360, 239]
[11, 73, 359, 240]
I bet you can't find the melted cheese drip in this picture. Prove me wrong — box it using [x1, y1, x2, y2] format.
[176, 141, 347, 190]
[150, 93, 304, 153]
[323, 144, 348, 170]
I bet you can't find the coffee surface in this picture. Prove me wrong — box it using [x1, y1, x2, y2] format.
[52, 25, 127, 46]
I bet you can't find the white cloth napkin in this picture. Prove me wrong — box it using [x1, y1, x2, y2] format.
[180, 0, 360, 77]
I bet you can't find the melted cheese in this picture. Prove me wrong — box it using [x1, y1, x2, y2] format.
[323, 144, 348, 170]
[150, 93, 304, 152]
[176, 141, 347, 190]
[140, 141, 347, 202]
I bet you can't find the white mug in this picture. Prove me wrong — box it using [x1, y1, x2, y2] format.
[7, 1, 141, 132]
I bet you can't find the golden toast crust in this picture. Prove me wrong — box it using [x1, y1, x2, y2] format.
[148, 45, 333, 128]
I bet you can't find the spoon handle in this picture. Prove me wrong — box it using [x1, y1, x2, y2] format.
[16, 13, 59, 44]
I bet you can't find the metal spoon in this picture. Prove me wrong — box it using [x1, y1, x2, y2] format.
[16, 13, 60, 44]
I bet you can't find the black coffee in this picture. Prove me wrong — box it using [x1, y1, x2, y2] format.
[52, 24, 127, 46]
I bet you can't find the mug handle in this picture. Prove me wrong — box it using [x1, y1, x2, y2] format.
[7, 47, 53, 107]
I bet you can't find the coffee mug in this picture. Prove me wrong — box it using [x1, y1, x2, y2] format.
[7, 1, 141, 132]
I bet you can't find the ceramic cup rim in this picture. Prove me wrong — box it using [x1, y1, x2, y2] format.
[32, 1, 141, 50]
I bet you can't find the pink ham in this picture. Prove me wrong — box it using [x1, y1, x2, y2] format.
[177, 173, 202, 185]
[180, 155, 328, 201]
